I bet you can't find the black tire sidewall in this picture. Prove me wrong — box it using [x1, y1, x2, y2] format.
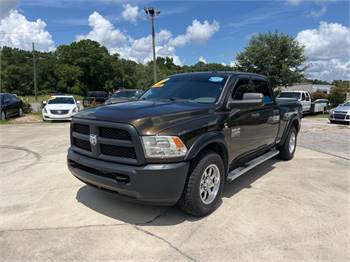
[187, 152, 225, 216]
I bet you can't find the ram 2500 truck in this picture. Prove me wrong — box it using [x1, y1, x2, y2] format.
[67, 72, 302, 216]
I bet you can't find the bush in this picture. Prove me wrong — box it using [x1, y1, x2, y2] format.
[311, 92, 328, 102]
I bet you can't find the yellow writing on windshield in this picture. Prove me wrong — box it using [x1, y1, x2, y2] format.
[152, 78, 169, 88]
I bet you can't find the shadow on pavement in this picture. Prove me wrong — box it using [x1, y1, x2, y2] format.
[76, 159, 277, 226]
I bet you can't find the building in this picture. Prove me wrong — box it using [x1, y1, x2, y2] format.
[279, 84, 334, 94]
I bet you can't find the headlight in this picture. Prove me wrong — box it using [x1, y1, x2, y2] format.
[72, 107, 78, 113]
[43, 107, 47, 113]
[141, 136, 187, 158]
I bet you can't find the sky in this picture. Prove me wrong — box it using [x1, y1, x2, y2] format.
[0, 0, 349, 81]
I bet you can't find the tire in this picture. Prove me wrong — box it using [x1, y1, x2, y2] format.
[278, 126, 297, 161]
[1, 110, 6, 120]
[18, 107, 23, 117]
[330, 120, 336, 124]
[178, 151, 225, 217]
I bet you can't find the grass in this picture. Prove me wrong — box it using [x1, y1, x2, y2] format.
[304, 113, 329, 119]
[20, 94, 84, 103]
[0, 112, 43, 125]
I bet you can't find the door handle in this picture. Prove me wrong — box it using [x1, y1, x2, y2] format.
[251, 112, 260, 118]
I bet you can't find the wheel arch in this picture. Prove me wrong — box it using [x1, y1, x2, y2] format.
[185, 132, 229, 174]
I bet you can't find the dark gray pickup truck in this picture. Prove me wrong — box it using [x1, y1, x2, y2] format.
[67, 72, 302, 216]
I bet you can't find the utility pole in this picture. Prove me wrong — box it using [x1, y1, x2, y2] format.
[144, 7, 160, 83]
[32, 42, 38, 101]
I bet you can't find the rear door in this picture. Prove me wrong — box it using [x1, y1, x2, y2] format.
[251, 77, 280, 147]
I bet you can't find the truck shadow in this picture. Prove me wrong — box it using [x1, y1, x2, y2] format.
[76, 159, 277, 226]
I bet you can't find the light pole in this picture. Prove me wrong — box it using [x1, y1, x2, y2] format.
[144, 7, 160, 83]
[32, 42, 38, 101]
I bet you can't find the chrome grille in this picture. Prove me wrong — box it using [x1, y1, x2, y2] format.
[71, 119, 145, 165]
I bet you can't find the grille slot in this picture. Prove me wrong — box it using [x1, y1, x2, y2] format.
[333, 113, 346, 120]
[99, 127, 131, 140]
[51, 110, 69, 115]
[101, 144, 136, 159]
[73, 137, 91, 152]
[73, 124, 90, 135]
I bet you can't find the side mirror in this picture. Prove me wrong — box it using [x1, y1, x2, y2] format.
[77, 101, 81, 104]
[42, 101, 47, 105]
[227, 93, 264, 110]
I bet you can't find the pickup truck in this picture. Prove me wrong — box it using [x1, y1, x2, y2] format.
[67, 72, 302, 216]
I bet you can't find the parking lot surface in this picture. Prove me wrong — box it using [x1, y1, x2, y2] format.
[0, 118, 349, 261]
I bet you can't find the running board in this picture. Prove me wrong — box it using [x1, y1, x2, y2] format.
[227, 149, 279, 182]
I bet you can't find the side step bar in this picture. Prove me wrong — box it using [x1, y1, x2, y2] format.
[227, 149, 279, 182]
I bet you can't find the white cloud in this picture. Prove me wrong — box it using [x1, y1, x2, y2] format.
[0, 0, 18, 18]
[309, 6, 327, 18]
[198, 56, 207, 63]
[77, 12, 220, 66]
[76, 11, 127, 49]
[0, 10, 54, 51]
[286, 0, 302, 6]
[121, 3, 141, 23]
[296, 22, 350, 81]
[170, 19, 220, 47]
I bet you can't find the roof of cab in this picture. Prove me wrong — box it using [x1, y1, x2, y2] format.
[169, 71, 267, 79]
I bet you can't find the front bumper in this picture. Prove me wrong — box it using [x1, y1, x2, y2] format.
[329, 115, 350, 122]
[43, 112, 75, 121]
[67, 148, 189, 205]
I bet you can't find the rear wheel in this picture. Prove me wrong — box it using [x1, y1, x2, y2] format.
[278, 126, 297, 161]
[1, 110, 6, 120]
[179, 151, 225, 217]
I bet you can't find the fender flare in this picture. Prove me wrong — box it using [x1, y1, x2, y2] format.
[279, 114, 300, 146]
[185, 131, 229, 164]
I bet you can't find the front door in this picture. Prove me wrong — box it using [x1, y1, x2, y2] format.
[226, 77, 263, 162]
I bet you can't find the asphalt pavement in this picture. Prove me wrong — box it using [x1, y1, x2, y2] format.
[0, 118, 349, 261]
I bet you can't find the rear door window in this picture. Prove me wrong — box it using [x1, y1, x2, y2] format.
[252, 79, 273, 104]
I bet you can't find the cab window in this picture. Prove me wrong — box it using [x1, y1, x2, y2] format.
[302, 93, 306, 101]
[232, 79, 252, 100]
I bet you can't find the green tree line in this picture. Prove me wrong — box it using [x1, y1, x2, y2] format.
[0, 32, 348, 104]
[0, 39, 233, 96]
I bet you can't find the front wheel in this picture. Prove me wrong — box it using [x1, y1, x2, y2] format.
[178, 151, 225, 217]
[18, 107, 23, 117]
[278, 126, 297, 160]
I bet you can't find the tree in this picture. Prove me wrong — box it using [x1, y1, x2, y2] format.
[234, 32, 306, 87]
[328, 80, 350, 106]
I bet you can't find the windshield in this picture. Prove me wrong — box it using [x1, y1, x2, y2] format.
[48, 97, 75, 104]
[341, 102, 350, 106]
[279, 92, 301, 99]
[112, 90, 138, 98]
[140, 75, 228, 104]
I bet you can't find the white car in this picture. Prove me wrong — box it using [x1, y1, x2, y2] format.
[279, 91, 311, 114]
[42, 96, 80, 121]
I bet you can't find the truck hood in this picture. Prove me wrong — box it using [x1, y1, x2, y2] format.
[74, 100, 215, 135]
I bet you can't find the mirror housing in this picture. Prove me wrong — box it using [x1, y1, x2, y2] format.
[227, 93, 264, 110]
[42, 101, 47, 105]
[77, 101, 81, 104]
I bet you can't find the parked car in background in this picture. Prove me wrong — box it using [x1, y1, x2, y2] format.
[311, 99, 329, 114]
[329, 101, 350, 124]
[42, 95, 80, 121]
[279, 91, 311, 114]
[105, 89, 144, 105]
[0, 93, 23, 120]
[83, 91, 109, 107]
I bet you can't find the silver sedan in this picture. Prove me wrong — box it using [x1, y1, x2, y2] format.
[329, 101, 350, 124]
